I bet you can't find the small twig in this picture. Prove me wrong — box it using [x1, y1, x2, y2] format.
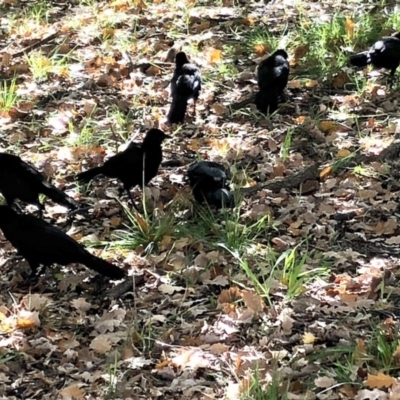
[237, 162, 320, 195]
[7, 32, 60, 58]
[106, 274, 144, 299]
[229, 95, 255, 111]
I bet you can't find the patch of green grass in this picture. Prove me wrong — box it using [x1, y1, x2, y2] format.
[281, 127, 294, 162]
[246, 25, 285, 55]
[25, 49, 74, 82]
[241, 367, 290, 400]
[108, 107, 137, 142]
[23, 0, 51, 24]
[367, 324, 400, 373]
[181, 199, 271, 256]
[112, 204, 176, 255]
[0, 77, 20, 112]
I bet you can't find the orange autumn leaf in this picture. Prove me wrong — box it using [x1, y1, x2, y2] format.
[17, 318, 36, 329]
[209, 48, 222, 64]
[254, 44, 268, 56]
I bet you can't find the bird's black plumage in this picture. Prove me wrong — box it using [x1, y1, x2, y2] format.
[0, 153, 78, 218]
[255, 49, 290, 114]
[0, 206, 126, 279]
[168, 52, 202, 124]
[188, 161, 234, 209]
[349, 33, 400, 83]
[76, 129, 170, 209]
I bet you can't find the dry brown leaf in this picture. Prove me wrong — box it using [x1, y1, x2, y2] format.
[365, 373, 396, 389]
[59, 385, 85, 400]
[241, 290, 264, 313]
[293, 44, 309, 60]
[218, 287, 241, 304]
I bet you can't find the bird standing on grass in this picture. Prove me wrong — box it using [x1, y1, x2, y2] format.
[0, 153, 78, 218]
[349, 33, 400, 86]
[188, 161, 234, 209]
[167, 51, 202, 124]
[0, 205, 126, 280]
[76, 128, 170, 210]
[255, 49, 290, 115]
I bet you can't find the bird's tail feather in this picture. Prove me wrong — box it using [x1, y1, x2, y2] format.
[349, 51, 370, 67]
[84, 254, 126, 279]
[255, 90, 278, 114]
[41, 183, 79, 209]
[76, 167, 103, 183]
[168, 96, 188, 123]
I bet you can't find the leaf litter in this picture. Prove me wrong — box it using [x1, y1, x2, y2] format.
[1, 0, 400, 398]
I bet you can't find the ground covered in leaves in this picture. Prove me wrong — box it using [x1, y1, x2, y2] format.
[2, 0, 400, 399]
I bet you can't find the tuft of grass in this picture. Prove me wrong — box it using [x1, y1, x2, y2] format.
[281, 127, 294, 162]
[112, 203, 176, 255]
[367, 324, 400, 373]
[0, 77, 20, 112]
[23, 0, 51, 24]
[25, 49, 74, 82]
[241, 367, 290, 400]
[246, 26, 285, 55]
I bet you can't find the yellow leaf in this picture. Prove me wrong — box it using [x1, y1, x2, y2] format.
[319, 166, 333, 179]
[337, 149, 351, 158]
[345, 18, 355, 39]
[305, 79, 319, 88]
[319, 121, 338, 133]
[303, 332, 316, 344]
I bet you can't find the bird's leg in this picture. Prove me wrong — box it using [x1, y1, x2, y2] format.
[28, 262, 41, 279]
[35, 202, 44, 219]
[126, 188, 140, 212]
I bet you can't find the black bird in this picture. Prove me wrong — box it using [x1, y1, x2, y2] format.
[188, 161, 234, 209]
[255, 49, 290, 114]
[0, 153, 78, 218]
[76, 128, 170, 209]
[168, 51, 202, 124]
[349, 33, 400, 85]
[0, 205, 126, 279]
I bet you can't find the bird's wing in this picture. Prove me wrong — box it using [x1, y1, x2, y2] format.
[102, 143, 141, 173]
[5, 214, 84, 258]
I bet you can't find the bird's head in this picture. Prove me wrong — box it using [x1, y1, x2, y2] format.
[175, 51, 190, 67]
[273, 49, 289, 59]
[143, 129, 171, 145]
[207, 189, 235, 209]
